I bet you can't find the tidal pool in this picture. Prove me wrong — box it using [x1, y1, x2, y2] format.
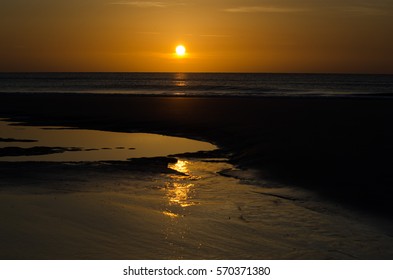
[0, 120, 217, 161]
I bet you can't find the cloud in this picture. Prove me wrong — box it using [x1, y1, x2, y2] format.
[109, 1, 186, 8]
[340, 6, 388, 16]
[200, 34, 231, 38]
[223, 4, 390, 16]
[109, 2, 167, 8]
[224, 6, 307, 13]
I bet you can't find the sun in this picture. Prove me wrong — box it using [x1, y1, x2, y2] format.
[175, 45, 186, 57]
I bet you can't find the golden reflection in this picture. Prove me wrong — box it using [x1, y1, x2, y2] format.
[162, 158, 198, 218]
[162, 210, 179, 218]
[174, 73, 187, 87]
[169, 159, 189, 174]
[175, 81, 186, 87]
[167, 182, 196, 207]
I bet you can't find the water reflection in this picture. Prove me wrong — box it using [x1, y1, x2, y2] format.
[174, 73, 187, 87]
[166, 182, 196, 208]
[160, 159, 235, 257]
[169, 159, 189, 174]
[161, 159, 198, 220]
[161, 159, 196, 254]
[0, 120, 216, 161]
[162, 211, 179, 218]
[166, 160, 197, 208]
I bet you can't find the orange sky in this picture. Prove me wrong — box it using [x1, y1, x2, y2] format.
[1, 0, 393, 73]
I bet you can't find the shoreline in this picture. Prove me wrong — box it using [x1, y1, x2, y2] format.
[1, 91, 393, 99]
[1, 93, 393, 215]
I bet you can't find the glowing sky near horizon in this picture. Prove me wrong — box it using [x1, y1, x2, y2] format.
[1, 0, 393, 73]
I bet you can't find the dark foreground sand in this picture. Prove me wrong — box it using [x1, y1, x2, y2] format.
[1, 93, 393, 260]
[1, 93, 393, 214]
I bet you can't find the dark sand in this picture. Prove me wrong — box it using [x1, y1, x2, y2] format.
[1, 92, 393, 215]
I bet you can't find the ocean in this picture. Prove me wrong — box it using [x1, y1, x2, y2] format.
[0, 72, 392, 97]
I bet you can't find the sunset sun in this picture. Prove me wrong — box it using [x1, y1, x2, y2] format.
[175, 45, 186, 57]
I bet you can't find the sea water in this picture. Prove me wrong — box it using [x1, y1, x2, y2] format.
[0, 72, 392, 97]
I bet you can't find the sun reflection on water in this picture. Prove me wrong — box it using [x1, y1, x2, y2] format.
[175, 81, 187, 87]
[162, 211, 179, 218]
[174, 73, 187, 88]
[166, 182, 196, 207]
[169, 159, 189, 174]
[162, 159, 198, 218]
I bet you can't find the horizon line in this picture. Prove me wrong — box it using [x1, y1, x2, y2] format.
[1, 71, 392, 75]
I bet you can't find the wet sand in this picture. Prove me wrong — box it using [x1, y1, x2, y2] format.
[1, 159, 393, 260]
[1, 93, 393, 214]
[1, 93, 393, 259]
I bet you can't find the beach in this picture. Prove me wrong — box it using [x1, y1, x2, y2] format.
[1, 93, 393, 259]
[1, 0, 393, 267]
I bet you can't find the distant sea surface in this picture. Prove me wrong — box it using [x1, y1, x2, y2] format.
[1, 72, 392, 98]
